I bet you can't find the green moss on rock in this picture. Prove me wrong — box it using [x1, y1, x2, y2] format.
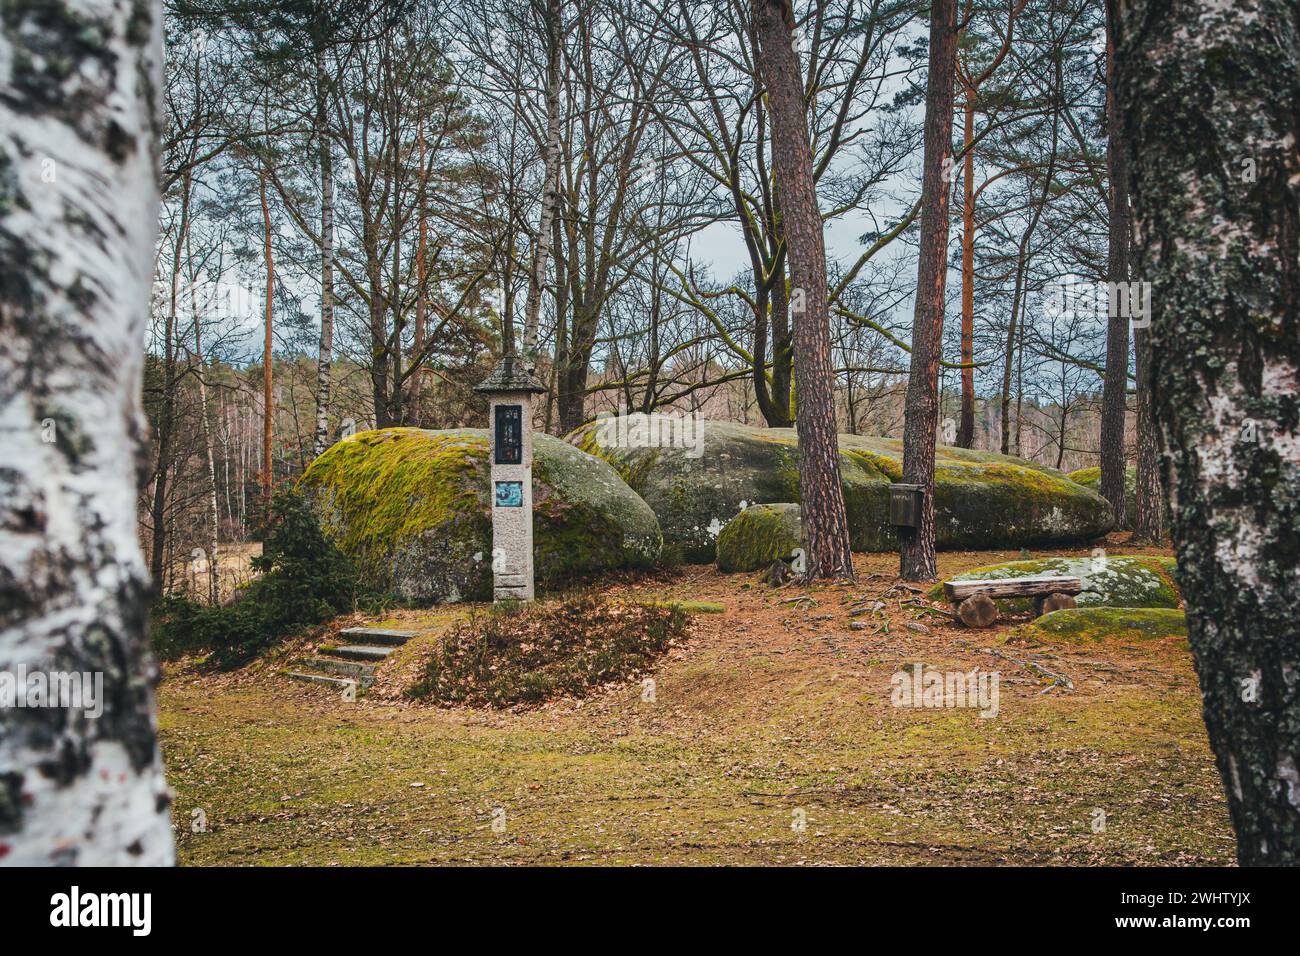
[928, 555, 1181, 609]
[298, 428, 662, 603]
[715, 503, 802, 572]
[568, 420, 1113, 562]
[1068, 466, 1134, 528]
[1019, 607, 1187, 643]
[1066, 466, 1172, 531]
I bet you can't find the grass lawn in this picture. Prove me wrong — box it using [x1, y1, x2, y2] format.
[159, 536, 1234, 865]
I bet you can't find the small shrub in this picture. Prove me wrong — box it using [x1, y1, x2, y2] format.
[408, 594, 688, 708]
[151, 490, 365, 669]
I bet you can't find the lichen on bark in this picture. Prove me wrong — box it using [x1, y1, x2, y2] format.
[1115, 0, 1300, 863]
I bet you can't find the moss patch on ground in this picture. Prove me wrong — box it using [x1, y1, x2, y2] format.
[643, 599, 726, 614]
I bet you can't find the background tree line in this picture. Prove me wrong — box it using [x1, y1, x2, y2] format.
[147, 0, 1141, 596]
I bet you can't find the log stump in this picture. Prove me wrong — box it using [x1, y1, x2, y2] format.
[1033, 592, 1078, 617]
[762, 559, 791, 588]
[957, 592, 999, 628]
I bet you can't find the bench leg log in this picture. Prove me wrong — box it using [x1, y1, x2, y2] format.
[957, 592, 999, 628]
[1032, 592, 1078, 617]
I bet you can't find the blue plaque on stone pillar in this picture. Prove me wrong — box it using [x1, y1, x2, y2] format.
[494, 480, 523, 508]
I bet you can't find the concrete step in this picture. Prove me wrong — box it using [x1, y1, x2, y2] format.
[294, 656, 376, 682]
[327, 644, 395, 662]
[338, 627, 421, 646]
[281, 670, 365, 692]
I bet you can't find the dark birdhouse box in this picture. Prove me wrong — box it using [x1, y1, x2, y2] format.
[889, 483, 924, 527]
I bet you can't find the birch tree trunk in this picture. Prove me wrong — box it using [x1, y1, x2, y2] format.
[0, 0, 174, 864]
[1114, 0, 1300, 864]
[899, 0, 958, 581]
[753, 0, 854, 582]
[313, 54, 335, 458]
[259, 168, 275, 504]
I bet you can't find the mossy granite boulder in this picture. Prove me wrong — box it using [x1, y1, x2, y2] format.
[716, 503, 803, 572]
[1018, 607, 1187, 644]
[298, 428, 662, 603]
[928, 555, 1181, 609]
[1068, 465, 1132, 529]
[569, 419, 1113, 562]
[1066, 465, 1170, 530]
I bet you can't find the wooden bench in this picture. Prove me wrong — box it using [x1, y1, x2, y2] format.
[943, 575, 1082, 628]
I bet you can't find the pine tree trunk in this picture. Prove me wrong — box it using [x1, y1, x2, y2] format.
[1100, 2, 1130, 530]
[0, 0, 174, 864]
[899, 0, 958, 582]
[753, 0, 854, 582]
[1114, 0, 1300, 864]
[313, 56, 335, 458]
[768, 260, 795, 427]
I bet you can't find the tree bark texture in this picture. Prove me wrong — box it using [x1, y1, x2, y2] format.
[313, 53, 335, 458]
[1114, 0, 1300, 864]
[753, 0, 854, 581]
[899, 0, 958, 582]
[0, 0, 175, 865]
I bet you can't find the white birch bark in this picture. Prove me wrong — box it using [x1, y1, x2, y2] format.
[313, 52, 335, 457]
[0, 0, 174, 864]
[1115, 0, 1300, 863]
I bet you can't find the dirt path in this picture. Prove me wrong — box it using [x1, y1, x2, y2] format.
[159, 537, 1234, 865]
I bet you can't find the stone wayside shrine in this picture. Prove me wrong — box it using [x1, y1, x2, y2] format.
[474, 355, 549, 602]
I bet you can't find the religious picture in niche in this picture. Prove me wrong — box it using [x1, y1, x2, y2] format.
[495, 404, 522, 465]
[495, 480, 524, 508]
